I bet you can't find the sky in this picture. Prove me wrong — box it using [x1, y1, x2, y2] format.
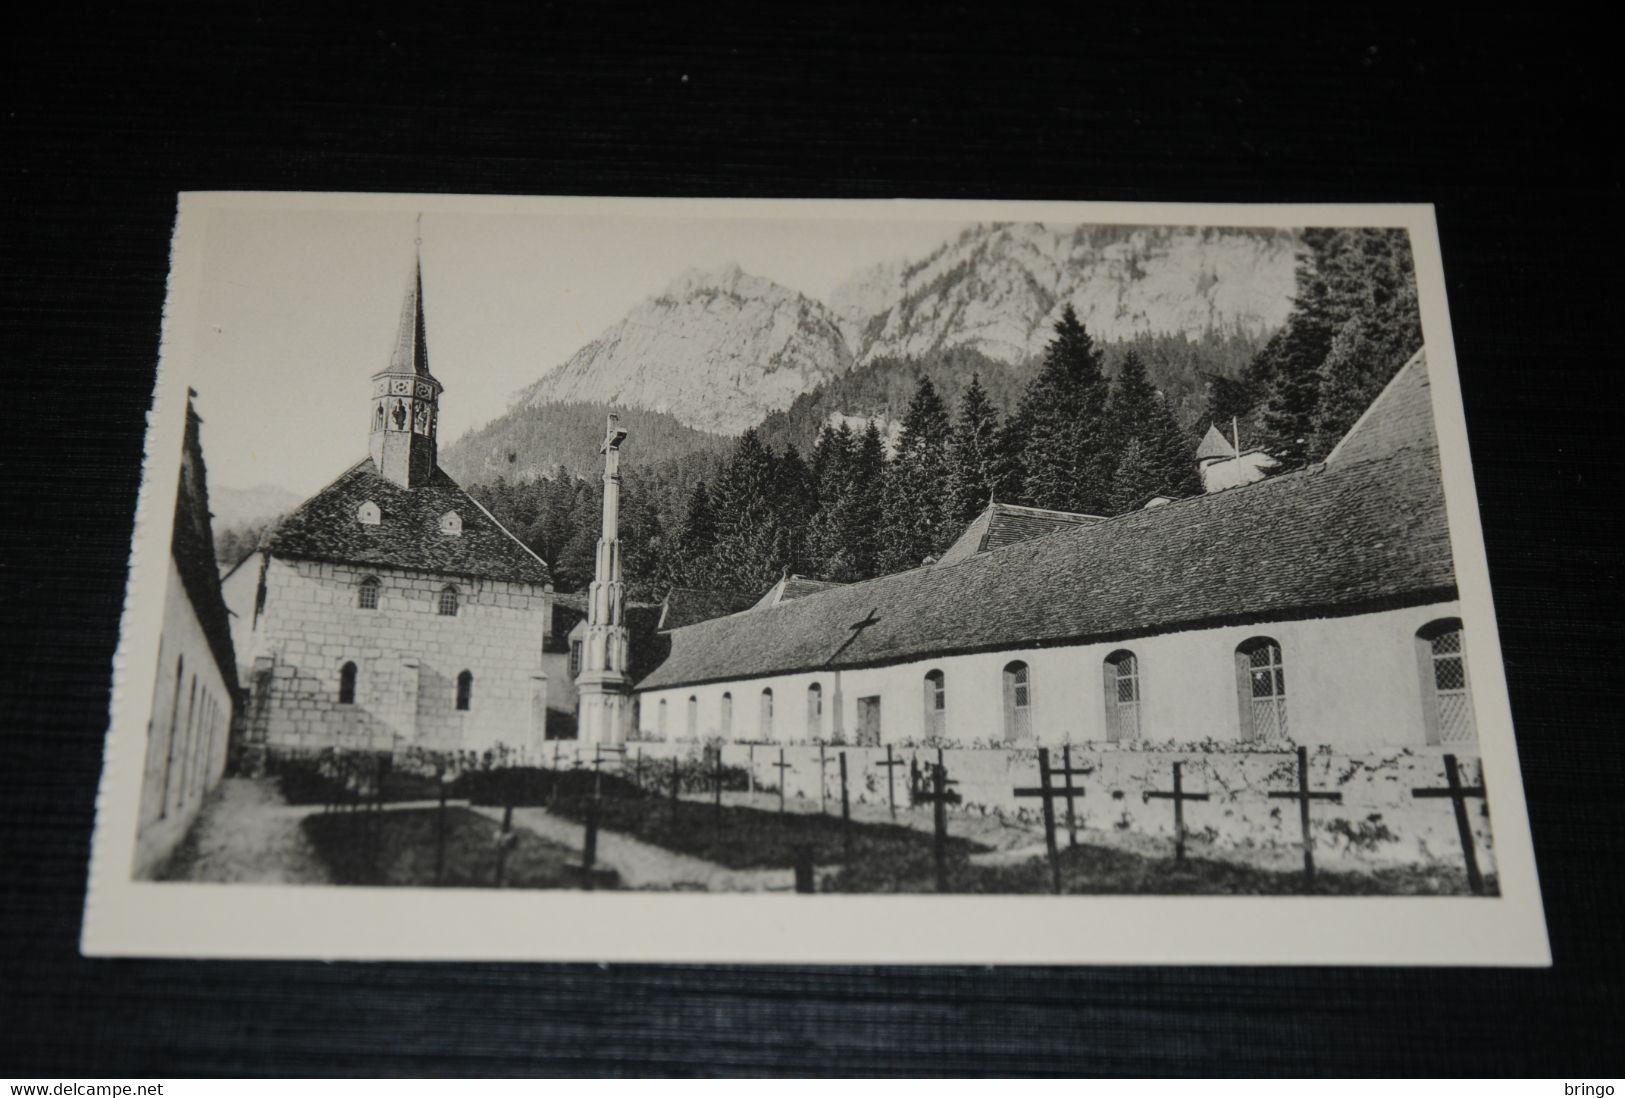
[183, 205, 971, 498]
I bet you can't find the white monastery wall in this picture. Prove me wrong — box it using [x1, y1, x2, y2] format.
[244, 556, 551, 754]
[634, 600, 1471, 751]
[134, 556, 234, 878]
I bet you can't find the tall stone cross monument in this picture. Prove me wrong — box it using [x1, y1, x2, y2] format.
[577, 413, 633, 745]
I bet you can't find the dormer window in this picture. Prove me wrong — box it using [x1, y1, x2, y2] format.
[357, 500, 381, 526]
[439, 510, 462, 536]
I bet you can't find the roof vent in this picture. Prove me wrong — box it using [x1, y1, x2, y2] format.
[1142, 496, 1173, 509]
[357, 500, 381, 526]
[439, 510, 463, 537]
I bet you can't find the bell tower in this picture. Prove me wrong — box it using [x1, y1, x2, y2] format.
[369, 242, 442, 489]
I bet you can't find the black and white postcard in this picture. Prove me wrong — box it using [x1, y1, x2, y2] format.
[81, 193, 1549, 964]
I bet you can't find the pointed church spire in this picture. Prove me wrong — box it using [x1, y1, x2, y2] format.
[369, 225, 443, 488]
[388, 241, 434, 378]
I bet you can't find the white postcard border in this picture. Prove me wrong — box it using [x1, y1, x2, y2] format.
[82, 193, 1551, 965]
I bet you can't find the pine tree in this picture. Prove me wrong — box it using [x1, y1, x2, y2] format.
[822, 421, 886, 581]
[1145, 396, 1201, 499]
[773, 444, 817, 575]
[946, 372, 1007, 529]
[1014, 305, 1111, 512]
[1106, 351, 1160, 450]
[1102, 350, 1202, 506]
[1252, 227, 1423, 469]
[1107, 439, 1156, 514]
[879, 377, 954, 573]
[806, 423, 854, 577]
[666, 480, 718, 587]
[708, 428, 786, 592]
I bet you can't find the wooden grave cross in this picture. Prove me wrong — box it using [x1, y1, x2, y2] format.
[712, 743, 725, 825]
[1052, 744, 1093, 849]
[876, 744, 907, 820]
[911, 761, 960, 893]
[816, 743, 836, 814]
[837, 751, 858, 863]
[1267, 744, 1342, 881]
[1144, 760, 1209, 862]
[1013, 747, 1071, 894]
[1411, 752, 1488, 895]
[773, 748, 792, 814]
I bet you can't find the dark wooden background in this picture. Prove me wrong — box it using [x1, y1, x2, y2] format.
[4, 4, 1620, 1077]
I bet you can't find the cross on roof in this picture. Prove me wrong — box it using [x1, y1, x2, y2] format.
[825, 606, 882, 666]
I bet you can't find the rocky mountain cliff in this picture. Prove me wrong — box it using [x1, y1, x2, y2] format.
[444, 224, 1302, 475]
[833, 222, 1301, 366]
[510, 263, 854, 436]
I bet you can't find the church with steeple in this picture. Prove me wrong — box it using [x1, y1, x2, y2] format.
[224, 248, 558, 759]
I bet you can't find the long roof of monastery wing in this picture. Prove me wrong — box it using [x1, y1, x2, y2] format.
[636, 350, 1452, 692]
[935, 501, 1106, 566]
[1325, 348, 1432, 465]
[658, 587, 763, 631]
[265, 459, 551, 585]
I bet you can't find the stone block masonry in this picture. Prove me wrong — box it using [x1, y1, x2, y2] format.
[246, 556, 550, 754]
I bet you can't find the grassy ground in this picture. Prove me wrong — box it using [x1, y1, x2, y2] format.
[831, 839, 1500, 895]
[302, 806, 619, 889]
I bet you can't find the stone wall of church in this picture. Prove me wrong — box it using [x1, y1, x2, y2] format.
[134, 556, 235, 879]
[633, 600, 1474, 751]
[241, 556, 550, 754]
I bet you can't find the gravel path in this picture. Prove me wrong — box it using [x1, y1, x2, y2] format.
[469, 805, 796, 892]
[156, 777, 332, 885]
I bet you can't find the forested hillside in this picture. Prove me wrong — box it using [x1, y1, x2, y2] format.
[439, 400, 732, 487]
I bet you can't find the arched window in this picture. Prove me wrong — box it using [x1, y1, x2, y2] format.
[686, 695, 698, 739]
[1002, 661, 1032, 742]
[806, 683, 823, 739]
[339, 661, 358, 705]
[1236, 637, 1287, 741]
[760, 688, 774, 740]
[456, 670, 473, 711]
[658, 698, 669, 737]
[1103, 650, 1141, 742]
[569, 640, 583, 678]
[357, 575, 380, 609]
[720, 692, 733, 738]
[923, 669, 947, 739]
[437, 585, 459, 616]
[1417, 618, 1475, 744]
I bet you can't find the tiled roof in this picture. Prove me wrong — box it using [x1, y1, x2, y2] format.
[265, 459, 551, 585]
[172, 401, 238, 692]
[936, 501, 1105, 566]
[637, 352, 1452, 692]
[1326, 349, 1432, 466]
[752, 574, 850, 609]
[1195, 424, 1238, 461]
[657, 587, 762, 631]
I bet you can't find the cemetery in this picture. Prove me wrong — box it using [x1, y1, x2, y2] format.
[163, 738, 1498, 896]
